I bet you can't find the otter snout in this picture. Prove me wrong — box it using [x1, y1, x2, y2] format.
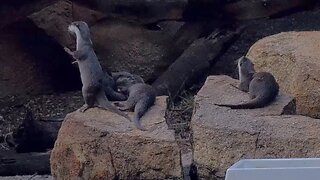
[68, 24, 77, 35]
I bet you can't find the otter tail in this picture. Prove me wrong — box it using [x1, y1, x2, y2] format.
[133, 114, 147, 131]
[215, 95, 276, 109]
[132, 99, 154, 131]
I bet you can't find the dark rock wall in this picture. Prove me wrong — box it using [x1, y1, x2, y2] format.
[0, 19, 81, 98]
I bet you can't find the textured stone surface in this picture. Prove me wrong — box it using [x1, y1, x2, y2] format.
[211, 8, 320, 78]
[192, 75, 320, 179]
[225, 0, 312, 20]
[247, 31, 320, 118]
[90, 19, 173, 81]
[0, 19, 80, 98]
[28, 0, 73, 48]
[29, 1, 179, 82]
[51, 96, 182, 179]
[73, 0, 187, 23]
[0, 20, 52, 97]
[29, 0, 106, 48]
[0, 175, 53, 180]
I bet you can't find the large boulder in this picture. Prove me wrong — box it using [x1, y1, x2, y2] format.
[225, 0, 314, 20]
[28, 0, 73, 48]
[51, 96, 182, 179]
[28, 1, 182, 82]
[0, 175, 53, 180]
[0, 0, 55, 29]
[29, 0, 106, 48]
[192, 75, 320, 179]
[90, 19, 175, 81]
[211, 7, 320, 78]
[0, 20, 51, 97]
[73, 0, 187, 23]
[0, 1, 103, 98]
[247, 31, 320, 118]
[0, 19, 80, 98]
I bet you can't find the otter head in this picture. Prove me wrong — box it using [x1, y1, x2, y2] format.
[112, 72, 144, 94]
[238, 56, 255, 78]
[114, 77, 136, 94]
[68, 21, 92, 45]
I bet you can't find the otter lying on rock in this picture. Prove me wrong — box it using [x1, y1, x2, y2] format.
[215, 56, 279, 109]
[112, 72, 156, 131]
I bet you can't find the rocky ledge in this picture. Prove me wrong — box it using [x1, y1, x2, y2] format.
[50, 96, 182, 179]
[192, 75, 320, 179]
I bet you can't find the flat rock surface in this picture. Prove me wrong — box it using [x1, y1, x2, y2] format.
[247, 31, 320, 118]
[192, 75, 320, 179]
[51, 96, 182, 179]
[0, 175, 53, 180]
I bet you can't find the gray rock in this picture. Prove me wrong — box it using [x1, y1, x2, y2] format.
[192, 75, 320, 179]
[248, 31, 320, 118]
[225, 0, 314, 20]
[74, 0, 187, 24]
[29, 0, 106, 48]
[212, 7, 320, 79]
[51, 96, 182, 179]
[90, 19, 174, 81]
[0, 19, 80, 98]
[0, 175, 54, 180]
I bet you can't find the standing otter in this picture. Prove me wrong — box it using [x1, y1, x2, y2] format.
[112, 72, 156, 131]
[64, 21, 130, 120]
[215, 56, 279, 109]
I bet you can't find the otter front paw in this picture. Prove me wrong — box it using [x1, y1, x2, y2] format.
[78, 104, 90, 112]
[64, 47, 73, 55]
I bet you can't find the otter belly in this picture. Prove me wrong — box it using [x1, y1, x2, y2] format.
[78, 60, 104, 86]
